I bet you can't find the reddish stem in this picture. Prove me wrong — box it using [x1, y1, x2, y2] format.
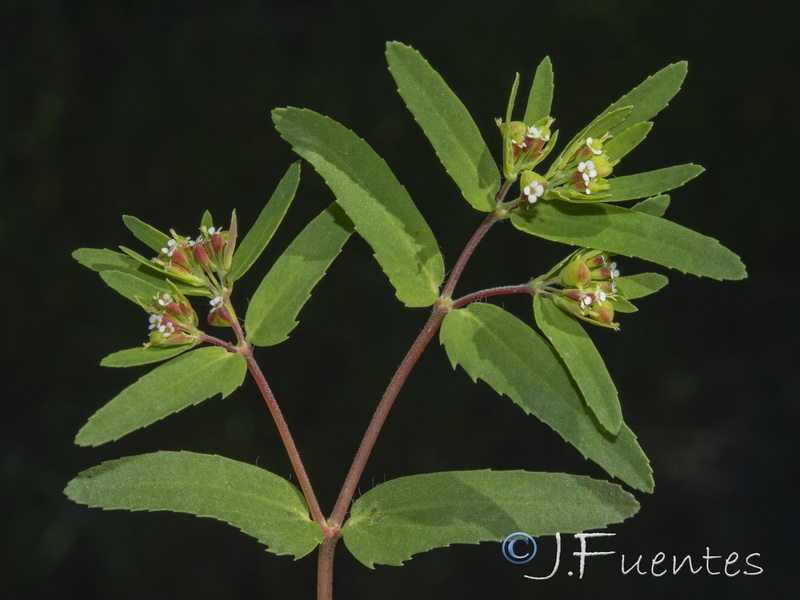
[450, 283, 535, 309]
[329, 303, 448, 527]
[242, 347, 326, 529]
[201, 330, 326, 530]
[440, 212, 498, 300]
[317, 537, 338, 600]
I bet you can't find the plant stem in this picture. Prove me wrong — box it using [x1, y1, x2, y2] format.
[317, 537, 338, 600]
[241, 347, 326, 529]
[329, 303, 448, 526]
[451, 283, 535, 309]
[440, 211, 498, 301]
[198, 333, 239, 353]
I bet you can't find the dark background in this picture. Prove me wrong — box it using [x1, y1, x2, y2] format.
[2, 1, 796, 598]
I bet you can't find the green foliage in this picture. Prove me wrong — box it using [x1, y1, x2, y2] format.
[440, 303, 654, 492]
[547, 106, 632, 175]
[73, 248, 202, 302]
[632, 194, 671, 217]
[342, 470, 638, 567]
[616, 272, 669, 299]
[246, 203, 354, 346]
[603, 164, 704, 202]
[601, 61, 688, 136]
[533, 295, 622, 434]
[272, 107, 444, 307]
[386, 42, 499, 213]
[523, 56, 554, 125]
[75, 347, 246, 446]
[65, 452, 322, 558]
[228, 162, 300, 282]
[97, 269, 165, 304]
[511, 201, 746, 280]
[603, 121, 653, 163]
[122, 215, 170, 252]
[101, 344, 194, 368]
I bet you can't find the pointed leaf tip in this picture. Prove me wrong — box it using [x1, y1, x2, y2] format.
[386, 42, 499, 212]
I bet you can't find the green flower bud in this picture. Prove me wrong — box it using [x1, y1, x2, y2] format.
[560, 255, 592, 288]
[223, 210, 238, 273]
[592, 154, 613, 178]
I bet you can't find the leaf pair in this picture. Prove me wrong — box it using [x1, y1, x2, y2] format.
[66, 452, 639, 566]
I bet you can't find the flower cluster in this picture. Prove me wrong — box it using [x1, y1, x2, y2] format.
[497, 117, 556, 179]
[552, 250, 621, 329]
[137, 215, 240, 343]
[151, 218, 238, 296]
[137, 283, 200, 346]
[566, 137, 613, 196]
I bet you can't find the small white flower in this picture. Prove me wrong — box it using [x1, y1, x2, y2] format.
[578, 160, 598, 183]
[157, 292, 172, 307]
[609, 262, 620, 279]
[161, 238, 178, 257]
[523, 183, 544, 204]
[210, 296, 224, 312]
[148, 314, 162, 330]
[586, 137, 602, 155]
[526, 126, 542, 139]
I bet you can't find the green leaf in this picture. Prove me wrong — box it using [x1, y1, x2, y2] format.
[611, 297, 638, 313]
[505, 73, 519, 126]
[246, 203, 353, 346]
[98, 270, 165, 304]
[602, 164, 704, 202]
[122, 216, 170, 253]
[631, 194, 670, 217]
[228, 163, 300, 282]
[101, 344, 195, 368]
[65, 451, 322, 558]
[533, 295, 622, 435]
[75, 347, 247, 446]
[385, 42, 499, 213]
[440, 304, 653, 492]
[73, 248, 205, 299]
[601, 62, 688, 136]
[342, 470, 638, 567]
[616, 273, 669, 299]
[272, 107, 444, 307]
[201, 210, 214, 230]
[547, 106, 632, 176]
[511, 201, 746, 280]
[603, 121, 652, 164]
[523, 56, 554, 124]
